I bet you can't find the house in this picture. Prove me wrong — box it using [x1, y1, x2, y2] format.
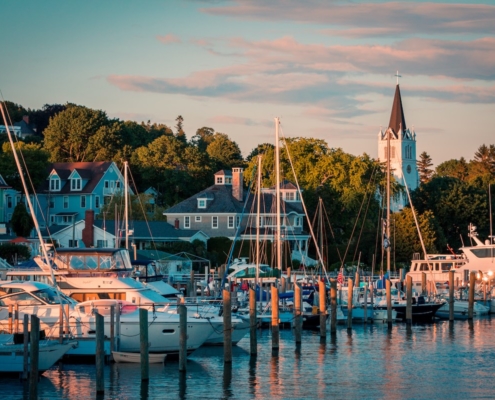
[0, 116, 39, 140]
[163, 168, 313, 265]
[32, 161, 132, 240]
[45, 210, 208, 249]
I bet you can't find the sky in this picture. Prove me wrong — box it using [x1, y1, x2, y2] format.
[1, 0, 494, 165]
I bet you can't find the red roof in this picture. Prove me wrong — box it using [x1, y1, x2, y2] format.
[10, 237, 31, 244]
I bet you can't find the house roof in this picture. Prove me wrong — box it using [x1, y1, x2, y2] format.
[165, 183, 303, 215]
[266, 179, 298, 190]
[93, 220, 202, 239]
[0, 174, 10, 189]
[38, 161, 114, 194]
[388, 84, 407, 135]
[14, 119, 37, 135]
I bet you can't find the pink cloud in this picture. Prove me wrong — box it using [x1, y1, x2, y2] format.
[156, 34, 181, 45]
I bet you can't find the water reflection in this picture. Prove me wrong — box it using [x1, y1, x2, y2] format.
[248, 356, 257, 397]
[222, 362, 233, 399]
[178, 371, 187, 399]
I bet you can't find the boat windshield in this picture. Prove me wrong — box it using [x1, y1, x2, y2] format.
[33, 288, 75, 305]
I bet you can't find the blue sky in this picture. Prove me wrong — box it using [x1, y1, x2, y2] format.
[1, 0, 494, 165]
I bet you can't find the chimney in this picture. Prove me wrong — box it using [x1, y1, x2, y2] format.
[82, 210, 95, 247]
[174, 218, 179, 229]
[232, 168, 243, 201]
[22, 115, 30, 124]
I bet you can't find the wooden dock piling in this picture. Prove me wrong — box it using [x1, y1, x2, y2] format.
[223, 289, 232, 363]
[355, 272, 360, 288]
[449, 271, 455, 321]
[330, 279, 337, 335]
[15, 303, 19, 333]
[294, 283, 302, 344]
[59, 304, 64, 343]
[386, 279, 392, 329]
[319, 280, 327, 338]
[140, 308, 149, 381]
[95, 312, 105, 395]
[179, 304, 187, 372]
[29, 315, 40, 400]
[406, 275, 412, 326]
[190, 270, 195, 298]
[271, 285, 279, 350]
[22, 314, 29, 380]
[249, 288, 257, 356]
[363, 285, 368, 324]
[347, 279, 353, 331]
[468, 271, 475, 320]
[421, 272, 427, 295]
[110, 305, 115, 354]
[8, 304, 12, 334]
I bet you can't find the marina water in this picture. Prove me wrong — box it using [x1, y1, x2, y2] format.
[1, 319, 495, 399]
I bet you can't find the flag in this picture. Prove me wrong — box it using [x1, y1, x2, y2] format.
[337, 269, 344, 285]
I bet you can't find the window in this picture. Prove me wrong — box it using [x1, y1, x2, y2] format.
[184, 216, 190, 229]
[258, 216, 263, 227]
[236, 216, 240, 228]
[195, 216, 202, 222]
[50, 215, 55, 224]
[104, 181, 109, 188]
[49, 199, 54, 209]
[63, 196, 69, 209]
[71, 178, 81, 191]
[228, 216, 234, 229]
[68, 239, 78, 248]
[225, 177, 232, 184]
[294, 217, 302, 227]
[212, 216, 218, 229]
[50, 178, 60, 191]
[116, 181, 121, 189]
[95, 196, 100, 208]
[6, 196, 11, 208]
[198, 199, 206, 209]
[216, 176, 223, 184]
[285, 192, 295, 201]
[81, 195, 86, 208]
[96, 240, 108, 248]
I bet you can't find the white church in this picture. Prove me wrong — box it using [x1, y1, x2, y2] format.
[378, 83, 419, 212]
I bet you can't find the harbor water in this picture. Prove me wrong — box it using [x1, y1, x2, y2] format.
[1, 318, 495, 399]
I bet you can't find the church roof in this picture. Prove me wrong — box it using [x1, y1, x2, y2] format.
[388, 85, 407, 135]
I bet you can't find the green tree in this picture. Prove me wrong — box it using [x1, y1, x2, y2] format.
[417, 151, 434, 184]
[0, 243, 31, 264]
[206, 133, 244, 171]
[1, 101, 28, 124]
[175, 115, 187, 143]
[190, 127, 215, 152]
[29, 103, 66, 135]
[11, 203, 35, 237]
[436, 158, 469, 181]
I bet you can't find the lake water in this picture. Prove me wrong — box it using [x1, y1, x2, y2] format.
[2, 318, 495, 399]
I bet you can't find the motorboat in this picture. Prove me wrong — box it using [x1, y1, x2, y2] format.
[0, 333, 76, 374]
[435, 299, 490, 319]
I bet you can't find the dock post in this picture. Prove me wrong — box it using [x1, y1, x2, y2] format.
[363, 285, 368, 324]
[29, 315, 40, 400]
[110, 305, 115, 354]
[406, 275, 412, 326]
[468, 271, 476, 320]
[22, 314, 29, 380]
[355, 272, 360, 288]
[95, 312, 105, 395]
[449, 271, 455, 322]
[140, 308, 149, 381]
[65, 304, 70, 337]
[8, 304, 12, 334]
[421, 272, 427, 295]
[178, 304, 187, 372]
[386, 279, 392, 329]
[319, 280, 327, 338]
[15, 303, 19, 333]
[294, 283, 302, 344]
[59, 303, 64, 343]
[223, 289, 232, 363]
[249, 288, 257, 356]
[330, 279, 337, 335]
[115, 304, 121, 351]
[271, 285, 279, 351]
[287, 268, 292, 291]
[347, 279, 353, 331]
[281, 277, 287, 293]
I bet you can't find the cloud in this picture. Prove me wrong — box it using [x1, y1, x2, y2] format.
[156, 34, 181, 45]
[202, 1, 495, 37]
[207, 115, 272, 127]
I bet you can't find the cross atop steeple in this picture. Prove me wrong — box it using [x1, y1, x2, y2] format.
[395, 70, 402, 85]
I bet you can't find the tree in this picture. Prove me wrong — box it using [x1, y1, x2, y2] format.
[11, 203, 35, 237]
[0, 243, 31, 264]
[29, 103, 66, 135]
[1, 101, 28, 124]
[175, 115, 186, 143]
[43, 104, 114, 162]
[436, 158, 469, 181]
[190, 127, 215, 151]
[206, 133, 244, 171]
[417, 151, 434, 184]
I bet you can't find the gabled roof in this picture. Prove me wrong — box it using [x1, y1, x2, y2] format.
[388, 84, 407, 135]
[267, 179, 298, 190]
[214, 170, 232, 177]
[14, 119, 37, 135]
[38, 161, 114, 194]
[0, 174, 10, 189]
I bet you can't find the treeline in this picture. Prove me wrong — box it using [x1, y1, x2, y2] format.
[2, 100, 494, 271]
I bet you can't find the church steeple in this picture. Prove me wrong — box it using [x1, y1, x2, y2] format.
[388, 84, 407, 135]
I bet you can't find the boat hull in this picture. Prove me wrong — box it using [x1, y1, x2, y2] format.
[112, 351, 167, 363]
[392, 303, 444, 322]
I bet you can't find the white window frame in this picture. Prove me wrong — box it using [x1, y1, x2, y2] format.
[216, 176, 223, 184]
[228, 216, 234, 229]
[6, 196, 11, 208]
[50, 177, 60, 191]
[63, 196, 69, 209]
[285, 192, 295, 201]
[68, 239, 79, 248]
[95, 196, 100, 208]
[195, 216, 202, 222]
[212, 216, 218, 229]
[71, 178, 81, 191]
[81, 195, 86, 208]
[184, 216, 191, 229]
[198, 199, 206, 209]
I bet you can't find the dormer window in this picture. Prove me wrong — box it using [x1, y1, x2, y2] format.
[50, 177, 61, 191]
[71, 178, 82, 191]
[216, 176, 224, 184]
[198, 199, 206, 209]
[285, 192, 295, 201]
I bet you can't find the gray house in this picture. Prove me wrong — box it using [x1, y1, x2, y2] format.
[163, 168, 313, 264]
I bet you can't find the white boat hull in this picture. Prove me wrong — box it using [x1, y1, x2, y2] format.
[112, 351, 167, 363]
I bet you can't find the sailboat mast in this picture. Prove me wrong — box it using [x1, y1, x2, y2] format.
[256, 155, 262, 286]
[386, 124, 391, 274]
[275, 117, 282, 271]
[124, 161, 129, 250]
